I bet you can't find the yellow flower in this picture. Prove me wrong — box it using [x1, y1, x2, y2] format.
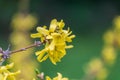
[96, 68, 108, 80]
[84, 58, 103, 74]
[103, 30, 114, 45]
[102, 46, 116, 65]
[0, 63, 20, 80]
[11, 13, 37, 31]
[114, 16, 120, 30]
[31, 19, 75, 64]
[46, 73, 68, 80]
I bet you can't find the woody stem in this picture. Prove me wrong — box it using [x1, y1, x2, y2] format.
[10, 41, 43, 54]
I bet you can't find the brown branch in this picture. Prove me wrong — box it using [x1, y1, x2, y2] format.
[10, 41, 43, 54]
[0, 41, 44, 65]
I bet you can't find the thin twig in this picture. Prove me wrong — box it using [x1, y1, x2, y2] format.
[0, 41, 44, 66]
[10, 41, 43, 54]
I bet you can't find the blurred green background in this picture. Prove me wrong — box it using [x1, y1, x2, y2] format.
[1, 0, 120, 80]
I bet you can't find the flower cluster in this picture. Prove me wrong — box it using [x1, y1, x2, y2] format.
[31, 19, 75, 64]
[0, 63, 20, 80]
[46, 73, 68, 80]
[0, 18, 74, 80]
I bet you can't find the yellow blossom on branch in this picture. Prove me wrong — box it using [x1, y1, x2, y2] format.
[0, 63, 20, 80]
[46, 73, 68, 80]
[31, 19, 75, 64]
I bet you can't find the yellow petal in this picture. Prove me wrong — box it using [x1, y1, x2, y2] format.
[53, 73, 68, 80]
[40, 54, 49, 62]
[3, 74, 8, 80]
[46, 76, 52, 80]
[49, 55, 57, 65]
[57, 73, 62, 79]
[65, 45, 73, 48]
[0, 74, 3, 80]
[49, 41, 55, 51]
[35, 49, 47, 56]
[8, 70, 21, 76]
[66, 35, 75, 42]
[43, 25, 47, 29]
[7, 70, 20, 80]
[5, 63, 14, 69]
[58, 20, 65, 29]
[36, 49, 48, 62]
[31, 33, 42, 38]
[46, 35, 52, 39]
[49, 19, 57, 32]
[37, 27, 49, 35]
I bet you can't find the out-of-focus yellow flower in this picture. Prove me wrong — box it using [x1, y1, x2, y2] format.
[102, 46, 116, 65]
[85, 58, 103, 74]
[31, 19, 75, 64]
[96, 68, 108, 80]
[11, 13, 37, 31]
[10, 32, 30, 47]
[0, 63, 20, 80]
[114, 16, 120, 30]
[32, 78, 36, 80]
[84, 58, 108, 80]
[114, 33, 120, 48]
[10, 12, 38, 79]
[46, 73, 68, 80]
[103, 30, 114, 45]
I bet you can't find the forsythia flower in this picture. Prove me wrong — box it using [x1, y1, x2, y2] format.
[0, 63, 20, 80]
[114, 16, 120, 30]
[102, 46, 116, 65]
[103, 30, 114, 45]
[11, 13, 37, 31]
[84, 58, 108, 80]
[85, 58, 103, 74]
[46, 73, 68, 80]
[31, 19, 75, 64]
